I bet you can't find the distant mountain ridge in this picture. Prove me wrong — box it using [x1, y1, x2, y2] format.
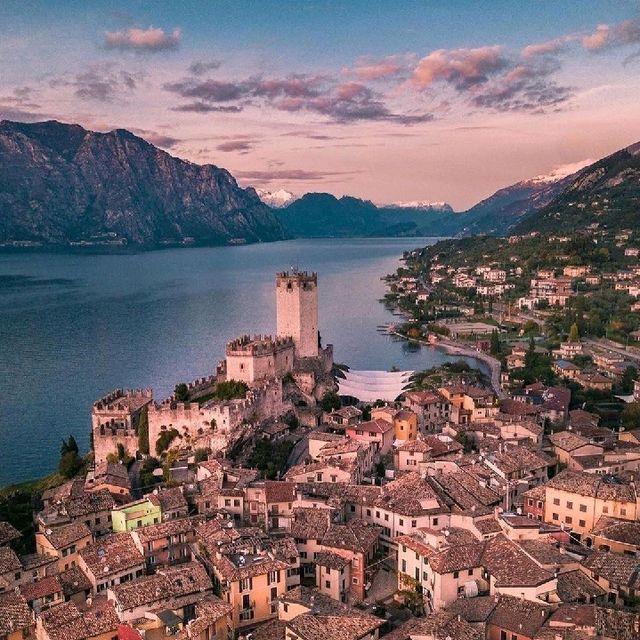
[514, 142, 640, 234]
[0, 120, 286, 248]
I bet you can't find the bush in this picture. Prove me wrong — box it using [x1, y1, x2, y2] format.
[174, 383, 190, 402]
[155, 428, 179, 455]
[194, 448, 209, 463]
[320, 390, 341, 412]
[59, 451, 83, 479]
[214, 380, 249, 401]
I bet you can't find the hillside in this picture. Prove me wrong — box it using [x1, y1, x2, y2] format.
[0, 120, 286, 249]
[515, 142, 640, 235]
[274, 192, 464, 238]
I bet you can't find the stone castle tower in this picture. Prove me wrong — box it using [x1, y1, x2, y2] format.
[276, 270, 318, 359]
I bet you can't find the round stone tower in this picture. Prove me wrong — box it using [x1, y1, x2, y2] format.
[276, 270, 319, 359]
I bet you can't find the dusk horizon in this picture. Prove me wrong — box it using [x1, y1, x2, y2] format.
[2, 0, 640, 209]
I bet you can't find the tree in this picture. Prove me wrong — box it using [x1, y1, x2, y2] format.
[174, 383, 190, 402]
[320, 390, 341, 413]
[155, 428, 179, 455]
[568, 322, 580, 343]
[59, 450, 82, 479]
[214, 380, 249, 401]
[137, 408, 149, 455]
[194, 448, 209, 463]
[621, 403, 640, 431]
[621, 366, 638, 395]
[524, 336, 536, 370]
[490, 329, 501, 356]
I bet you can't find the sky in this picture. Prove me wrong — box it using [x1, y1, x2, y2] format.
[1, 1, 640, 210]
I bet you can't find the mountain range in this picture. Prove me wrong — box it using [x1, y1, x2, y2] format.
[0, 120, 285, 248]
[0, 119, 638, 250]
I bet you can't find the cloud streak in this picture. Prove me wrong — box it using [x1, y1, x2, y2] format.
[104, 26, 181, 51]
[583, 19, 640, 51]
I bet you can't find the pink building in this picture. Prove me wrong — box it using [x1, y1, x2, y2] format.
[345, 418, 394, 455]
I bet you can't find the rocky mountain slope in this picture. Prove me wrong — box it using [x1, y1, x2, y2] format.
[515, 142, 640, 235]
[0, 120, 286, 248]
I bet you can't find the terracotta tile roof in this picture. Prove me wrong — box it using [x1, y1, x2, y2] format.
[397, 534, 437, 560]
[0, 521, 21, 545]
[79, 533, 144, 579]
[523, 484, 546, 500]
[131, 516, 197, 544]
[340, 483, 382, 506]
[430, 542, 486, 574]
[318, 438, 366, 458]
[58, 565, 92, 597]
[265, 480, 297, 504]
[38, 600, 120, 640]
[482, 535, 554, 587]
[446, 595, 498, 622]
[410, 611, 483, 640]
[64, 489, 116, 518]
[373, 472, 448, 517]
[248, 619, 287, 640]
[592, 516, 640, 546]
[0, 591, 32, 634]
[321, 520, 380, 554]
[549, 430, 592, 452]
[500, 399, 542, 416]
[0, 546, 21, 574]
[404, 391, 447, 406]
[41, 521, 92, 549]
[315, 550, 351, 570]
[291, 508, 331, 540]
[474, 518, 502, 535]
[556, 569, 605, 603]
[309, 430, 345, 443]
[209, 549, 289, 583]
[431, 472, 501, 510]
[582, 550, 640, 588]
[155, 487, 188, 512]
[485, 445, 549, 474]
[287, 613, 384, 640]
[110, 562, 212, 610]
[487, 595, 551, 638]
[559, 470, 636, 501]
[349, 418, 394, 434]
[19, 575, 62, 602]
[518, 539, 579, 566]
[549, 603, 596, 628]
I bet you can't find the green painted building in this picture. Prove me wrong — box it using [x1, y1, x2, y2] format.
[111, 497, 161, 532]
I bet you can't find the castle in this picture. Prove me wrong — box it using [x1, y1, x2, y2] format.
[92, 270, 334, 463]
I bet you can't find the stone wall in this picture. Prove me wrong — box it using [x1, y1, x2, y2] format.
[225, 335, 295, 383]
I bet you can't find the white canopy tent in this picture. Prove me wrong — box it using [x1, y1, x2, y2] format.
[337, 369, 414, 403]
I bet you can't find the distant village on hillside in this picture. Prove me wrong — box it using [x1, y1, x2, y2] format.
[2, 258, 640, 640]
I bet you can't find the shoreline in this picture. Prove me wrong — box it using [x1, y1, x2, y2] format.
[390, 330, 506, 399]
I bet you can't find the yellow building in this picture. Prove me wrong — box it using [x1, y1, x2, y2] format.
[543, 470, 638, 544]
[35, 521, 93, 572]
[371, 406, 418, 443]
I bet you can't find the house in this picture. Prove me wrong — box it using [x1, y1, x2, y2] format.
[35, 522, 93, 572]
[111, 497, 162, 532]
[308, 431, 345, 460]
[107, 562, 213, 623]
[0, 521, 21, 548]
[522, 485, 546, 522]
[327, 406, 363, 427]
[591, 516, 640, 555]
[283, 459, 360, 484]
[19, 576, 64, 613]
[345, 419, 395, 455]
[370, 406, 418, 443]
[543, 470, 638, 543]
[263, 481, 297, 532]
[486, 595, 551, 640]
[402, 391, 451, 430]
[548, 431, 604, 470]
[320, 520, 380, 602]
[315, 551, 351, 603]
[563, 265, 589, 278]
[278, 586, 384, 640]
[576, 372, 613, 392]
[439, 385, 498, 424]
[130, 517, 197, 570]
[77, 533, 145, 594]
[581, 550, 640, 606]
[290, 507, 332, 582]
[394, 436, 462, 472]
[154, 487, 189, 521]
[35, 600, 120, 640]
[553, 360, 581, 380]
[0, 546, 24, 590]
[84, 462, 132, 504]
[0, 591, 33, 640]
[204, 537, 290, 630]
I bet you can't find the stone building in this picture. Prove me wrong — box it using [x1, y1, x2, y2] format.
[91, 389, 153, 464]
[276, 270, 319, 359]
[225, 334, 295, 384]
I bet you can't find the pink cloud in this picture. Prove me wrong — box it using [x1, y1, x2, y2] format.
[522, 36, 574, 58]
[411, 46, 507, 89]
[583, 19, 640, 51]
[583, 24, 611, 50]
[104, 26, 181, 51]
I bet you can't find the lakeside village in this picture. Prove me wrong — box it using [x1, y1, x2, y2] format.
[5, 260, 640, 640]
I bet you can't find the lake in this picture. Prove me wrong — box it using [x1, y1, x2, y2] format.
[0, 238, 484, 485]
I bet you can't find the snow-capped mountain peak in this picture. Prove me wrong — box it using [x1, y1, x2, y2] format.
[255, 188, 298, 208]
[385, 200, 454, 212]
[529, 159, 593, 185]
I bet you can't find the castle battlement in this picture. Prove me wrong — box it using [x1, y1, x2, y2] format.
[225, 334, 295, 357]
[93, 388, 153, 413]
[276, 270, 317, 287]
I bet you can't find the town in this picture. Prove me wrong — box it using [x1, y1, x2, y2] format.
[2, 258, 640, 640]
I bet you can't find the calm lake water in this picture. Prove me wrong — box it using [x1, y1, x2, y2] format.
[0, 238, 484, 485]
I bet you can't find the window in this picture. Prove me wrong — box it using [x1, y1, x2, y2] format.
[325, 580, 331, 589]
[375, 511, 380, 518]
[453, 571, 459, 578]
[234, 499, 240, 507]
[468, 569, 473, 576]
[240, 577, 252, 591]
[565, 516, 572, 524]
[621, 508, 627, 516]
[402, 559, 406, 573]
[412, 520, 417, 527]
[352, 577, 359, 584]
[366, 509, 371, 517]
[579, 520, 586, 528]
[399, 519, 404, 527]
[528, 499, 533, 506]
[384, 514, 389, 522]
[501, 631, 507, 640]
[552, 513, 559, 521]
[603, 506, 609, 514]
[566, 501, 573, 509]
[553, 498, 560, 506]
[268, 570, 279, 584]
[350, 505, 356, 513]
[225, 499, 231, 507]
[433, 517, 439, 526]
[579, 504, 587, 512]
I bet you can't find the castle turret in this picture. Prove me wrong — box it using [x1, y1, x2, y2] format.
[276, 270, 318, 359]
